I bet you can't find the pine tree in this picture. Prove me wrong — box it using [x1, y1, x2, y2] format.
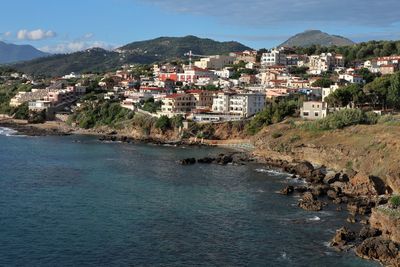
[387, 72, 400, 109]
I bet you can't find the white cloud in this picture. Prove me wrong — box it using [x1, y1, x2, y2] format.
[40, 41, 117, 54]
[4, 31, 12, 37]
[17, 29, 56, 41]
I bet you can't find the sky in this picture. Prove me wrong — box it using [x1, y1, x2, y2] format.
[1, 0, 400, 53]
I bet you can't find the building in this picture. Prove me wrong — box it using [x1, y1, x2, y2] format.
[161, 93, 197, 117]
[212, 92, 265, 118]
[339, 74, 365, 84]
[194, 55, 235, 70]
[177, 67, 216, 84]
[300, 101, 328, 120]
[380, 64, 398, 75]
[231, 50, 258, 64]
[308, 53, 344, 75]
[186, 90, 214, 109]
[261, 48, 287, 67]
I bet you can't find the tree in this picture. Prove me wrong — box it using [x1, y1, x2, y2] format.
[387, 72, 400, 109]
[312, 78, 333, 88]
[155, 115, 171, 133]
[364, 75, 391, 109]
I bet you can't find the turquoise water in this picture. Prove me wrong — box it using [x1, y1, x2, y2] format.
[0, 130, 378, 266]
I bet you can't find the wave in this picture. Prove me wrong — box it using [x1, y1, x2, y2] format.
[255, 168, 287, 176]
[0, 127, 17, 136]
[308, 216, 321, 221]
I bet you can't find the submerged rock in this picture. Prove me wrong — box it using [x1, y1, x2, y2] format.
[180, 158, 196, 165]
[279, 185, 294, 195]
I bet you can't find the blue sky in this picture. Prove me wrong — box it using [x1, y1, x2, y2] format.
[1, 0, 400, 53]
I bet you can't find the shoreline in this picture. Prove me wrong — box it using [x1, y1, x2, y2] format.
[1, 119, 398, 265]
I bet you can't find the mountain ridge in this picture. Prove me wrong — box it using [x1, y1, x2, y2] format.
[0, 41, 50, 64]
[279, 30, 355, 47]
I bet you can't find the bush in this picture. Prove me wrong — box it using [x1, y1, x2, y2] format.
[389, 195, 400, 208]
[290, 134, 301, 143]
[155, 115, 171, 133]
[272, 132, 282, 138]
[12, 103, 29, 120]
[302, 109, 379, 131]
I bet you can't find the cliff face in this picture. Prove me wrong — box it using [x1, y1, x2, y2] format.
[251, 122, 400, 193]
[370, 208, 400, 244]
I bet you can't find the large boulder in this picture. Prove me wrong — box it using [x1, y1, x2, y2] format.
[330, 227, 356, 251]
[279, 185, 294, 195]
[370, 207, 400, 244]
[298, 192, 325, 211]
[344, 173, 389, 196]
[215, 154, 233, 165]
[324, 171, 340, 184]
[180, 158, 196, 165]
[197, 157, 215, 164]
[355, 237, 400, 266]
[294, 161, 314, 178]
[359, 226, 382, 240]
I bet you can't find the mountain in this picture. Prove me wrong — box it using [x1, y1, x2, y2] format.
[13, 36, 252, 77]
[279, 30, 355, 47]
[0, 41, 49, 64]
[118, 35, 251, 58]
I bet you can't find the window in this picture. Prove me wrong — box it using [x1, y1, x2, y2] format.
[315, 112, 319, 116]
[303, 112, 309, 116]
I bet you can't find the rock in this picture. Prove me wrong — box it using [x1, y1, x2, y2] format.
[332, 198, 342, 204]
[294, 161, 314, 178]
[347, 216, 357, 224]
[215, 154, 233, 165]
[370, 207, 400, 244]
[294, 186, 308, 193]
[327, 189, 338, 199]
[359, 226, 382, 240]
[339, 173, 350, 182]
[197, 157, 215, 164]
[279, 185, 294, 195]
[310, 184, 330, 197]
[324, 172, 340, 184]
[307, 168, 325, 183]
[330, 227, 356, 251]
[298, 200, 324, 211]
[347, 198, 373, 216]
[180, 158, 196, 165]
[360, 219, 369, 225]
[302, 192, 315, 202]
[344, 173, 389, 196]
[355, 237, 400, 266]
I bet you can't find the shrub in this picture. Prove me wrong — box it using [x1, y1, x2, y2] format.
[301, 109, 379, 131]
[290, 134, 301, 143]
[389, 195, 400, 208]
[272, 132, 282, 139]
[12, 102, 29, 120]
[155, 115, 171, 133]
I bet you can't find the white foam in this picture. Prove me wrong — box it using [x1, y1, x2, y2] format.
[0, 127, 17, 136]
[255, 168, 286, 176]
[308, 216, 321, 221]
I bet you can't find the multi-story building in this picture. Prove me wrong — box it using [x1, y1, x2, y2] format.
[308, 53, 344, 75]
[194, 55, 235, 70]
[339, 74, 365, 84]
[261, 48, 287, 66]
[186, 90, 215, 109]
[300, 101, 328, 120]
[177, 67, 216, 84]
[212, 92, 265, 118]
[161, 93, 197, 116]
[231, 50, 258, 64]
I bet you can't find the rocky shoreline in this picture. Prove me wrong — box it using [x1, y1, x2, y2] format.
[2, 119, 399, 265]
[180, 154, 400, 266]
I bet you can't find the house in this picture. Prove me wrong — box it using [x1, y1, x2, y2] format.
[339, 74, 365, 84]
[380, 64, 398, 75]
[300, 101, 328, 120]
[231, 50, 258, 64]
[177, 67, 216, 84]
[186, 90, 215, 109]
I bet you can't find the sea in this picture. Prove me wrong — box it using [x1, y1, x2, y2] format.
[0, 127, 379, 266]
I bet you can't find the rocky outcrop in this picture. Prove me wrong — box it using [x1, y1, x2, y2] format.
[180, 158, 196, 165]
[343, 173, 390, 196]
[330, 227, 356, 251]
[294, 161, 314, 178]
[279, 185, 294, 195]
[355, 237, 400, 266]
[298, 192, 325, 211]
[370, 207, 400, 244]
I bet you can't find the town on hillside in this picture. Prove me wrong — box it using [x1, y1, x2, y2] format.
[2, 46, 400, 127]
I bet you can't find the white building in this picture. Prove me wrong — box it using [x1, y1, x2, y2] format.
[194, 55, 235, 70]
[261, 48, 287, 67]
[212, 92, 265, 118]
[300, 101, 328, 120]
[339, 74, 365, 84]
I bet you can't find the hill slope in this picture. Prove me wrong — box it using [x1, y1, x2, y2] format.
[119, 35, 251, 58]
[0, 41, 49, 64]
[13, 36, 251, 77]
[280, 30, 354, 47]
